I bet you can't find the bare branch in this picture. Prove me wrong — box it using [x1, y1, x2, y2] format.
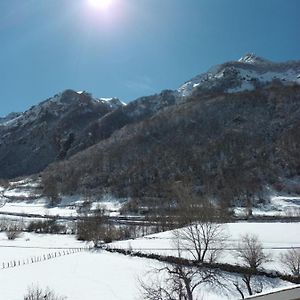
[173, 222, 228, 263]
[280, 248, 300, 276]
[235, 234, 270, 270]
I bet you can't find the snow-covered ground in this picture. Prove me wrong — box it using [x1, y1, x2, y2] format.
[0, 199, 78, 217]
[0, 192, 126, 218]
[1, 178, 300, 219]
[110, 222, 300, 273]
[0, 180, 299, 299]
[0, 179, 127, 218]
[1, 194, 300, 219]
[235, 196, 300, 217]
[0, 233, 293, 300]
[0, 232, 88, 264]
[0, 246, 145, 300]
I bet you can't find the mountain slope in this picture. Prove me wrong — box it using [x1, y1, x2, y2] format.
[68, 89, 178, 156]
[0, 90, 124, 178]
[43, 84, 300, 207]
[0, 89, 179, 179]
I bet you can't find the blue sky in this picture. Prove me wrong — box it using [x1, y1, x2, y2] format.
[1, 0, 300, 116]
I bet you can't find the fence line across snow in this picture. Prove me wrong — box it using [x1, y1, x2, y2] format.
[0, 246, 91, 270]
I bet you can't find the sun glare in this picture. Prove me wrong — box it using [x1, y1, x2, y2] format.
[88, 0, 113, 9]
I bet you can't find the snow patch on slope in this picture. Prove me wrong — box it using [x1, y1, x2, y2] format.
[238, 53, 271, 64]
[94, 97, 125, 109]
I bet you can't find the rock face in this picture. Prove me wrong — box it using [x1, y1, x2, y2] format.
[1, 54, 300, 189]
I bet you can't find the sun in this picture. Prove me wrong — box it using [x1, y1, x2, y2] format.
[88, 0, 113, 9]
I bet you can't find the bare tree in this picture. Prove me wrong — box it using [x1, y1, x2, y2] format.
[235, 234, 270, 270]
[233, 234, 269, 298]
[140, 263, 221, 300]
[173, 221, 228, 263]
[42, 173, 61, 207]
[5, 224, 21, 240]
[76, 205, 107, 247]
[280, 248, 300, 276]
[0, 218, 8, 231]
[170, 181, 221, 226]
[24, 285, 66, 300]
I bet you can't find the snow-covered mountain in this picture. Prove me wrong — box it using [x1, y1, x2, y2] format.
[0, 90, 125, 178]
[178, 53, 300, 97]
[1, 54, 300, 180]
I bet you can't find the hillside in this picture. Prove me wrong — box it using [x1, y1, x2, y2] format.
[43, 84, 300, 207]
[0, 90, 124, 178]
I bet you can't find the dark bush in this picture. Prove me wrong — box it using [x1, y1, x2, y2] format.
[27, 219, 66, 234]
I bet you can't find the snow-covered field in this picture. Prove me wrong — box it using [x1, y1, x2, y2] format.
[1, 195, 300, 220]
[0, 232, 88, 264]
[0, 199, 78, 217]
[110, 222, 300, 272]
[0, 233, 292, 300]
[0, 194, 125, 218]
[0, 251, 148, 300]
[235, 196, 300, 217]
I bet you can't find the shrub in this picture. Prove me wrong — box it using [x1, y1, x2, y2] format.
[27, 220, 66, 234]
[5, 225, 21, 240]
[24, 285, 66, 300]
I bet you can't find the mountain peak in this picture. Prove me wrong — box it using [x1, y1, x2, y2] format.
[178, 55, 300, 97]
[238, 53, 270, 64]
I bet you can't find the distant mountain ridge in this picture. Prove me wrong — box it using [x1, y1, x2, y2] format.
[0, 54, 300, 181]
[178, 53, 300, 97]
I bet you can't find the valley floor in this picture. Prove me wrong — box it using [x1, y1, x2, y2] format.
[0, 223, 298, 300]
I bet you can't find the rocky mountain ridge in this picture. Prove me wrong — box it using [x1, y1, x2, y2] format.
[0, 90, 124, 178]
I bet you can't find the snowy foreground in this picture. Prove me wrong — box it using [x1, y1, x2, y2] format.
[0, 223, 298, 300]
[0, 243, 290, 300]
[0, 250, 148, 300]
[0, 243, 291, 300]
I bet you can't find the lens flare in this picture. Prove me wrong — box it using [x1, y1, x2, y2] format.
[88, 0, 112, 9]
